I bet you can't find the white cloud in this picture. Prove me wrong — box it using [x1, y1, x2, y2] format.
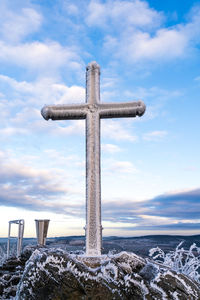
[138, 214, 173, 226]
[50, 120, 85, 136]
[3, 116, 85, 138]
[0, 99, 11, 120]
[143, 130, 168, 141]
[0, 41, 80, 74]
[0, 74, 86, 138]
[48, 84, 85, 104]
[0, 75, 85, 106]
[102, 2, 200, 63]
[0, 1, 83, 77]
[102, 143, 121, 153]
[0, 74, 30, 91]
[0, 150, 84, 214]
[65, 4, 79, 16]
[0, 127, 29, 136]
[0, 6, 42, 43]
[126, 29, 187, 61]
[44, 149, 82, 167]
[87, 0, 163, 29]
[102, 119, 137, 141]
[0, 74, 140, 141]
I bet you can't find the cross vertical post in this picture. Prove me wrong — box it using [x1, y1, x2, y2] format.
[85, 63, 102, 256]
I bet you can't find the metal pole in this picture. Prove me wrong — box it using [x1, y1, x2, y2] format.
[7, 222, 11, 258]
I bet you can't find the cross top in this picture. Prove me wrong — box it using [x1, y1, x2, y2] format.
[41, 62, 146, 256]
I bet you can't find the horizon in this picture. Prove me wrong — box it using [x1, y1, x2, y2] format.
[0, 0, 199, 237]
[1, 233, 200, 240]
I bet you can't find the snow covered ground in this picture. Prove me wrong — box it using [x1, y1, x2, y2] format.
[0, 235, 200, 299]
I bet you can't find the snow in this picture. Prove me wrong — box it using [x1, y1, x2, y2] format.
[171, 291, 180, 300]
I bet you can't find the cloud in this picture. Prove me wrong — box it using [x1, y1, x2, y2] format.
[102, 2, 200, 63]
[102, 119, 137, 141]
[0, 6, 42, 43]
[0, 1, 83, 77]
[0, 127, 29, 136]
[50, 120, 85, 136]
[138, 214, 172, 226]
[0, 41, 80, 74]
[102, 143, 121, 153]
[0, 150, 84, 215]
[65, 4, 79, 16]
[0, 98, 11, 122]
[0, 74, 139, 140]
[145, 189, 200, 220]
[106, 160, 137, 174]
[0, 74, 86, 137]
[86, 0, 163, 29]
[0, 75, 85, 106]
[43, 149, 82, 168]
[144, 222, 200, 230]
[101, 188, 200, 231]
[0, 148, 199, 232]
[123, 28, 187, 61]
[143, 130, 168, 141]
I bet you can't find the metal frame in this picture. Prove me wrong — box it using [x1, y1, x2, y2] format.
[7, 219, 24, 259]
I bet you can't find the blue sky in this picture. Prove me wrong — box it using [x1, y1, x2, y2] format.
[0, 0, 199, 237]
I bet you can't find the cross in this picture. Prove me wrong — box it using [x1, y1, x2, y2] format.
[41, 62, 146, 256]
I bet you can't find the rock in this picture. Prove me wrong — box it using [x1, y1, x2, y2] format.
[0, 245, 39, 299]
[0, 246, 199, 299]
[15, 248, 200, 300]
[0, 257, 24, 299]
[139, 261, 159, 281]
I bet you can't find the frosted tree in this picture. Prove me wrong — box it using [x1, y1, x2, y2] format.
[149, 242, 200, 283]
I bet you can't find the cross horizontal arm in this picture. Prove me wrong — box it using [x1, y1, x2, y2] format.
[99, 100, 146, 119]
[41, 104, 88, 120]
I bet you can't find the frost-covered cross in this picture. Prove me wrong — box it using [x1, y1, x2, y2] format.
[41, 62, 146, 256]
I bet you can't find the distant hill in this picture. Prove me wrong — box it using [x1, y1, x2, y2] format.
[1, 234, 200, 258]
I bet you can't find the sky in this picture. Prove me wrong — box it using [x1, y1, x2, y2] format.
[0, 0, 200, 238]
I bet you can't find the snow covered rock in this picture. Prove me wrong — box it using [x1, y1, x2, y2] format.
[15, 248, 200, 300]
[0, 246, 33, 299]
